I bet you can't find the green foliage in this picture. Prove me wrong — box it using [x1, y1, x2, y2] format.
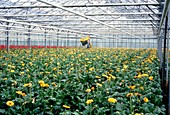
[0, 48, 165, 114]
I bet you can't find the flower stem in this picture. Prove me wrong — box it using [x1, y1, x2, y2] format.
[130, 96, 133, 113]
[90, 105, 92, 115]
[111, 106, 113, 115]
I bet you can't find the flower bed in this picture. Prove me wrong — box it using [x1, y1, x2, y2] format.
[0, 48, 165, 114]
[0, 45, 72, 49]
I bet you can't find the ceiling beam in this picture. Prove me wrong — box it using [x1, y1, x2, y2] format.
[0, 12, 162, 17]
[14, 19, 160, 22]
[0, 24, 82, 35]
[56, 24, 157, 27]
[61, 3, 162, 7]
[0, 3, 161, 9]
[43, 23, 159, 26]
[37, 0, 138, 37]
[0, 18, 96, 35]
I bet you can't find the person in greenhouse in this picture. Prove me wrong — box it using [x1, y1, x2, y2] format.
[87, 39, 92, 48]
[80, 36, 92, 48]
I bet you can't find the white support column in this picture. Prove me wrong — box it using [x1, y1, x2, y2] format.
[166, 28, 169, 81]
[16, 32, 18, 46]
[28, 25, 31, 50]
[44, 29, 47, 48]
[6, 22, 9, 52]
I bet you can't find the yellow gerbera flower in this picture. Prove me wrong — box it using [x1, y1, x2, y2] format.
[86, 89, 91, 93]
[6, 101, 14, 107]
[128, 85, 136, 90]
[16, 91, 23, 95]
[28, 83, 32, 87]
[143, 97, 149, 102]
[53, 68, 57, 71]
[126, 93, 133, 97]
[22, 93, 27, 97]
[89, 67, 94, 71]
[123, 65, 128, 69]
[149, 76, 153, 81]
[135, 113, 142, 115]
[95, 76, 101, 79]
[3, 78, 7, 80]
[11, 70, 15, 73]
[22, 63, 25, 66]
[86, 99, 94, 105]
[63, 105, 70, 109]
[85, 58, 89, 61]
[44, 84, 49, 87]
[23, 83, 29, 87]
[39, 80, 44, 84]
[108, 98, 117, 103]
[96, 83, 102, 87]
[23, 83, 32, 87]
[140, 86, 144, 90]
[91, 87, 94, 91]
[142, 74, 149, 77]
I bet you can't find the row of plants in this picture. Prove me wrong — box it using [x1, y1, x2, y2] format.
[0, 48, 165, 114]
[0, 45, 72, 49]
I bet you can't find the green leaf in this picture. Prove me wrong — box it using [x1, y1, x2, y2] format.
[0, 109, 5, 113]
[49, 97, 56, 102]
[45, 111, 53, 115]
[153, 106, 161, 114]
[72, 112, 80, 115]
[116, 102, 123, 111]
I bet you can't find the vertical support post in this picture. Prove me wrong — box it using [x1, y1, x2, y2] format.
[57, 32, 59, 47]
[116, 39, 117, 48]
[166, 29, 169, 84]
[166, 29, 169, 115]
[125, 39, 127, 48]
[57, 39, 59, 47]
[44, 30, 47, 48]
[51, 35, 53, 46]
[67, 33, 69, 47]
[166, 28, 169, 115]
[38, 34, 39, 46]
[158, 35, 163, 65]
[6, 22, 9, 52]
[76, 35, 78, 47]
[168, 80, 170, 115]
[101, 38, 103, 48]
[161, 14, 168, 115]
[49, 39, 50, 47]
[96, 37, 98, 47]
[162, 15, 168, 86]
[109, 38, 110, 48]
[28, 25, 31, 50]
[140, 38, 142, 49]
[17, 33, 19, 46]
[134, 38, 136, 48]
[113, 37, 114, 48]
[96, 37, 97, 47]
[45, 38, 47, 48]
[167, 11, 170, 115]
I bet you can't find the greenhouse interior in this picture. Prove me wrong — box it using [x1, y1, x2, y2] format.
[0, 0, 170, 114]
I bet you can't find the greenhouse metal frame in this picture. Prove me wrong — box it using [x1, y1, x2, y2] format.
[0, 0, 170, 114]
